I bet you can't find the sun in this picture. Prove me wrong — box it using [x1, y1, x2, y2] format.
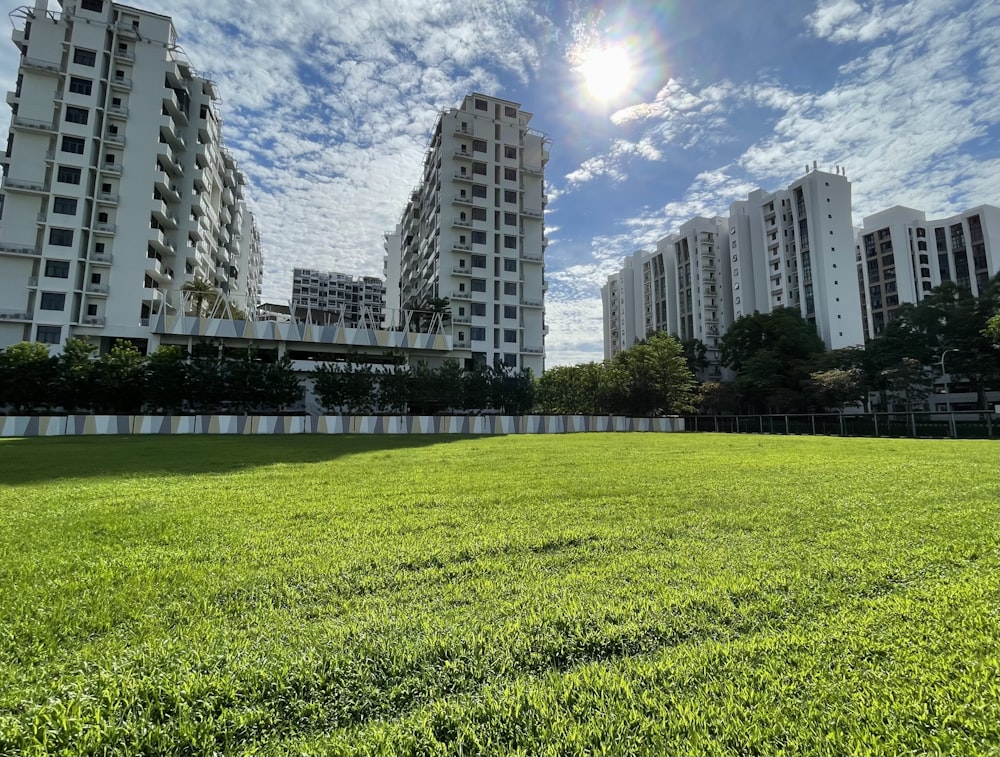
[577, 45, 634, 102]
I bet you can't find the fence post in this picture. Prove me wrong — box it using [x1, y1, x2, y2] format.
[839, 413, 844, 437]
[910, 413, 917, 438]
[760, 416, 764, 434]
[811, 415, 816, 435]
[949, 412, 957, 439]
[785, 415, 789, 435]
[987, 412, 993, 439]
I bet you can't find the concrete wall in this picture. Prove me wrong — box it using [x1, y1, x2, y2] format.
[0, 414, 684, 437]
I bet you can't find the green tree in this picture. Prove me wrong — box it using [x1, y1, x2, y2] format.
[696, 380, 740, 415]
[375, 364, 412, 413]
[259, 355, 304, 412]
[536, 363, 605, 414]
[144, 345, 189, 413]
[604, 332, 697, 416]
[807, 367, 865, 412]
[54, 338, 97, 412]
[983, 313, 1000, 343]
[313, 361, 377, 413]
[488, 365, 535, 414]
[181, 277, 219, 317]
[720, 308, 826, 413]
[90, 340, 147, 413]
[0, 342, 58, 412]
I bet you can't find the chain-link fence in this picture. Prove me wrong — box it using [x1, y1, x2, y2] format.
[682, 412, 999, 439]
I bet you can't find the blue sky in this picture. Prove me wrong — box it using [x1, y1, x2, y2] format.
[2, 0, 997, 365]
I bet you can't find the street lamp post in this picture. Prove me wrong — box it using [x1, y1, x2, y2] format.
[940, 348, 959, 438]
[940, 348, 959, 411]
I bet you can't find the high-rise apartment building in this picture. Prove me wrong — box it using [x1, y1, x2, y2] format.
[602, 167, 865, 364]
[727, 167, 863, 350]
[0, 0, 262, 351]
[600, 251, 646, 360]
[291, 268, 385, 326]
[384, 93, 549, 374]
[855, 204, 1000, 339]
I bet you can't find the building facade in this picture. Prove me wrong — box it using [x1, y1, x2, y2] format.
[291, 268, 385, 326]
[0, 0, 262, 351]
[855, 204, 1000, 340]
[602, 167, 865, 366]
[384, 93, 549, 374]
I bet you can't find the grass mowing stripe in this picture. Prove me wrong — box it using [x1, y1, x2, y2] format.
[0, 434, 996, 755]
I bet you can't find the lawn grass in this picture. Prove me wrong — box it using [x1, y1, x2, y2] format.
[0, 433, 996, 756]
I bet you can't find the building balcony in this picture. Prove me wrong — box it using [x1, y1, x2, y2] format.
[114, 48, 135, 62]
[520, 298, 543, 308]
[522, 163, 542, 175]
[454, 124, 471, 136]
[110, 75, 132, 91]
[220, 206, 232, 225]
[106, 104, 129, 120]
[454, 149, 474, 160]
[11, 27, 25, 51]
[90, 251, 113, 264]
[452, 217, 472, 228]
[222, 186, 234, 206]
[149, 229, 175, 255]
[27, 276, 38, 288]
[452, 242, 472, 252]
[216, 266, 229, 283]
[21, 56, 62, 75]
[153, 200, 178, 229]
[116, 21, 139, 38]
[100, 161, 123, 176]
[104, 132, 126, 146]
[452, 314, 471, 324]
[82, 316, 106, 327]
[12, 115, 56, 133]
[521, 346, 544, 354]
[160, 115, 186, 150]
[521, 249, 543, 262]
[452, 195, 474, 206]
[145, 257, 173, 282]
[0, 309, 31, 321]
[153, 172, 182, 204]
[452, 266, 473, 276]
[96, 191, 120, 205]
[86, 283, 109, 297]
[453, 172, 475, 182]
[93, 222, 116, 235]
[36, 212, 47, 225]
[2, 176, 48, 195]
[451, 290, 472, 300]
[6, 90, 19, 106]
[522, 207, 543, 218]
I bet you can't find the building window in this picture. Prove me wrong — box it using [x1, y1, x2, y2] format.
[504, 305, 517, 319]
[474, 98, 488, 111]
[471, 254, 486, 268]
[36, 325, 61, 344]
[87, 304, 98, 316]
[471, 207, 487, 221]
[504, 258, 517, 272]
[504, 282, 517, 296]
[61, 136, 85, 155]
[64, 106, 89, 125]
[504, 212, 517, 226]
[471, 303, 486, 317]
[503, 236, 518, 249]
[504, 329, 517, 343]
[68, 77, 93, 96]
[44, 260, 70, 278]
[81, 0, 104, 11]
[471, 184, 487, 198]
[472, 139, 487, 153]
[48, 228, 73, 247]
[504, 146, 517, 159]
[73, 48, 97, 66]
[56, 166, 82, 184]
[471, 230, 487, 245]
[471, 327, 486, 340]
[52, 197, 77, 215]
[504, 167, 517, 181]
[471, 278, 487, 292]
[40, 292, 66, 310]
[472, 162, 487, 175]
[504, 106, 517, 118]
[504, 190, 517, 204]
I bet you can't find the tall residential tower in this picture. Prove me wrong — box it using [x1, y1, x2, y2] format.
[385, 93, 549, 374]
[0, 0, 262, 350]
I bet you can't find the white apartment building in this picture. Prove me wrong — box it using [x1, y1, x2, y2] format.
[600, 251, 646, 360]
[856, 204, 1000, 339]
[602, 166, 864, 365]
[291, 268, 385, 327]
[384, 93, 549, 374]
[0, 0, 262, 351]
[728, 166, 863, 349]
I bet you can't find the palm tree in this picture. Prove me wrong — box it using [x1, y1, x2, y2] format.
[424, 297, 451, 332]
[181, 277, 219, 317]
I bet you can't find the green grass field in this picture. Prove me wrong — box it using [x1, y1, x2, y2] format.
[0, 433, 996, 756]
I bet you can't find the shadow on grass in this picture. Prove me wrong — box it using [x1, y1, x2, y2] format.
[0, 434, 473, 486]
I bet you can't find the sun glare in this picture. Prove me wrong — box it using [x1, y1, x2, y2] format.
[578, 45, 633, 101]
